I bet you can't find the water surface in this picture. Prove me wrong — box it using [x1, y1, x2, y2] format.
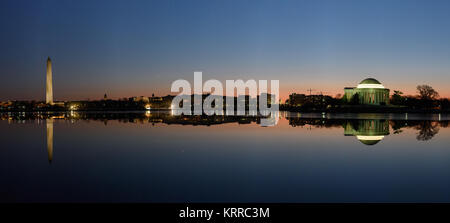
[1, 112, 449, 202]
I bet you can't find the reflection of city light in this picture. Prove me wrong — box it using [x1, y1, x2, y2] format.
[69, 105, 79, 111]
[170, 104, 174, 109]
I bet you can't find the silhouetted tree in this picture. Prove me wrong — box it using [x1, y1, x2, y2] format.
[440, 98, 450, 110]
[417, 85, 439, 100]
[390, 90, 405, 105]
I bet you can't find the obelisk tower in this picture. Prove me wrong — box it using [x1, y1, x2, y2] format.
[46, 57, 53, 105]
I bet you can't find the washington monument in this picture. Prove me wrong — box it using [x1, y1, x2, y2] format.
[46, 57, 53, 104]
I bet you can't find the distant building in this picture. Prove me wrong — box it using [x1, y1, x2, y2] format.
[288, 93, 332, 107]
[344, 78, 390, 105]
[133, 96, 150, 103]
[257, 93, 274, 106]
[288, 93, 307, 106]
[148, 95, 175, 109]
[150, 96, 163, 102]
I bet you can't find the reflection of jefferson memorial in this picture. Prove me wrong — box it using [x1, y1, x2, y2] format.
[344, 119, 390, 145]
[344, 78, 390, 105]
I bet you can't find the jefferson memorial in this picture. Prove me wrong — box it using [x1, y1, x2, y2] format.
[344, 78, 390, 105]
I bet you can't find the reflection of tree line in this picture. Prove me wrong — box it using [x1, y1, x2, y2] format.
[2, 113, 447, 141]
[85, 112, 264, 126]
[0, 112, 263, 126]
[287, 117, 447, 141]
[2, 113, 447, 163]
[288, 118, 345, 128]
[390, 120, 443, 141]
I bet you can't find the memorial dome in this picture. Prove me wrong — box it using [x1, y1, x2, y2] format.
[357, 78, 385, 89]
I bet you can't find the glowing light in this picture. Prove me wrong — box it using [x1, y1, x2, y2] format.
[356, 135, 385, 141]
[356, 84, 385, 89]
[145, 104, 151, 110]
[69, 104, 80, 111]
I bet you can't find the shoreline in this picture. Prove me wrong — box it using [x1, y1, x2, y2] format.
[0, 108, 449, 114]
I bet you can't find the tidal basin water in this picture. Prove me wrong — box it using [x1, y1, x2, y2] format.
[1, 111, 450, 202]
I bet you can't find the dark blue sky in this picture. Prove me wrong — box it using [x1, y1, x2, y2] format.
[1, 0, 450, 100]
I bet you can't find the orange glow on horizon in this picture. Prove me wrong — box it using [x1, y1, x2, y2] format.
[12, 80, 449, 102]
[52, 87, 450, 102]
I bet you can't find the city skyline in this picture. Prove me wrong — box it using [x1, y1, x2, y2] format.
[0, 56, 446, 103]
[2, 0, 450, 101]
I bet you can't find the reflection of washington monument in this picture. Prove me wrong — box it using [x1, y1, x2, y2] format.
[46, 119, 53, 163]
[344, 119, 390, 145]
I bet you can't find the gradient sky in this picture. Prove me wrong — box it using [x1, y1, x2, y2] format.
[1, 0, 450, 101]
